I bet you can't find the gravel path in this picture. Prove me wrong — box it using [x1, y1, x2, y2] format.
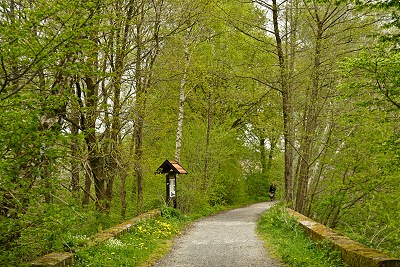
[154, 202, 282, 267]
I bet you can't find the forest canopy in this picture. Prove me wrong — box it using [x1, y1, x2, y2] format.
[0, 0, 399, 265]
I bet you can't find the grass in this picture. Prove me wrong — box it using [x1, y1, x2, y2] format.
[22, 200, 347, 267]
[74, 206, 186, 267]
[6, 202, 140, 267]
[73, 200, 267, 267]
[257, 204, 347, 267]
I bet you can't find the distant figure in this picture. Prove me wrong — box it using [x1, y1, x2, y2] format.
[268, 183, 276, 201]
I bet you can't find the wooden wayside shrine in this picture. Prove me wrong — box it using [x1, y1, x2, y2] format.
[156, 159, 188, 208]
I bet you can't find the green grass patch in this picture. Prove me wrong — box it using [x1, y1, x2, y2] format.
[257, 204, 347, 267]
[5, 202, 138, 267]
[75, 208, 185, 267]
[73, 201, 264, 266]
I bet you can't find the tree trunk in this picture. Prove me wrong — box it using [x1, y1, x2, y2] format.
[294, 21, 323, 214]
[286, 0, 299, 204]
[104, 0, 137, 217]
[70, 107, 80, 197]
[175, 27, 191, 163]
[90, 155, 106, 211]
[132, 0, 162, 214]
[203, 91, 212, 189]
[134, 4, 145, 214]
[134, 111, 144, 214]
[306, 121, 333, 216]
[272, 0, 294, 205]
[84, 76, 107, 212]
[120, 168, 128, 217]
[82, 162, 92, 207]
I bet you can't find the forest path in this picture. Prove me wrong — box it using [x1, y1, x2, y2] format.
[153, 202, 282, 267]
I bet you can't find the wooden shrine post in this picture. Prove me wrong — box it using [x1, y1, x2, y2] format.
[156, 159, 188, 208]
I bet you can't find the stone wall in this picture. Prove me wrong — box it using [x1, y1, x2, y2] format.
[30, 209, 161, 267]
[287, 209, 400, 267]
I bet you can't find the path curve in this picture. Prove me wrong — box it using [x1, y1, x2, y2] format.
[154, 202, 281, 267]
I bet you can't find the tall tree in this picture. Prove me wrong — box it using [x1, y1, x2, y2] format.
[292, 0, 376, 213]
[132, 0, 164, 214]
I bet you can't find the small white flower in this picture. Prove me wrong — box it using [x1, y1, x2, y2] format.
[106, 237, 126, 248]
[72, 235, 88, 242]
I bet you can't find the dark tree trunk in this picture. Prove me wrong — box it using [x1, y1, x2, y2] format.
[204, 91, 212, 190]
[134, 18, 145, 214]
[70, 112, 80, 197]
[272, 0, 295, 205]
[83, 76, 107, 212]
[82, 162, 92, 207]
[120, 168, 127, 217]
[134, 114, 144, 214]
[295, 22, 323, 214]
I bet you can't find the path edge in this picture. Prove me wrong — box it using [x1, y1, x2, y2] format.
[29, 209, 160, 267]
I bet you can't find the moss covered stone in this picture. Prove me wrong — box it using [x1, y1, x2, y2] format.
[287, 209, 400, 267]
[30, 252, 74, 267]
[29, 209, 161, 266]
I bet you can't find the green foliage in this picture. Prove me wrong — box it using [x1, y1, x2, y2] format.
[0, 93, 69, 266]
[245, 173, 269, 197]
[0, 201, 134, 266]
[2, 0, 398, 264]
[160, 206, 182, 220]
[334, 1, 400, 254]
[258, 205, 346, 267]
[342, 45, 400, 111]
[75, 217, 182, 267]
[337, 188, 400, 258]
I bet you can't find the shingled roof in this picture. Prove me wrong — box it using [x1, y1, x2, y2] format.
[155, 159, 188, 175]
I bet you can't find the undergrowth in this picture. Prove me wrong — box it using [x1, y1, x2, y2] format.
[75, 209, 185, 267]
[3, 202, 134, 267]
[258, 204, 347, 267]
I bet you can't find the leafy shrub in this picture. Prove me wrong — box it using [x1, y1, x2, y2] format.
[160, 206, 182, 220]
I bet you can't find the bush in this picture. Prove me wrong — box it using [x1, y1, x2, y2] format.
[160, 206, 182, 220]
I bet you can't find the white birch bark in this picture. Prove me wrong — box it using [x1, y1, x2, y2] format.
[175, 28, 192, 163]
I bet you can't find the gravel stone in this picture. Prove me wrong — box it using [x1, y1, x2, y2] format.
[154, 202, 282, 267]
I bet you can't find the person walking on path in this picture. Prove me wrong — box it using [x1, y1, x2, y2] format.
[269, 183, 277, 201]
[154, 202, 282, 267]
